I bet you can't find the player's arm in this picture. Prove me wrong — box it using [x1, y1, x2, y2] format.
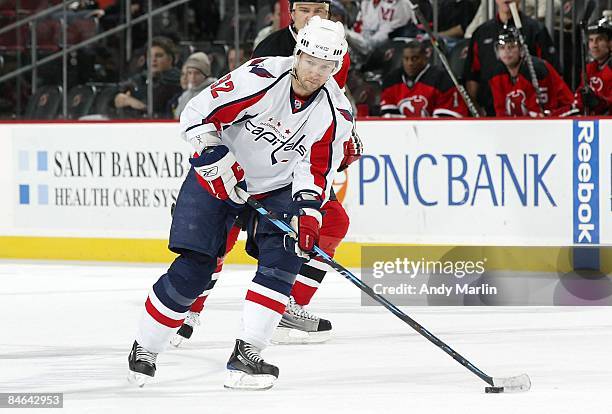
[433, 72, 469, 118]
[288, 113, 351, 255]
[542, 61, 579, 117]
[463, 32, 482, 112]
[179, 64, 271, 205]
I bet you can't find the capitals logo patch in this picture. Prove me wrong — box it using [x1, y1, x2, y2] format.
[249, 59, 275, 78]
[337, 107, 353, 122]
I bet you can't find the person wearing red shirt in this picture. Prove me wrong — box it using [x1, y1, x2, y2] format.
[575, 14, 612, 115]
[380, 40, 469, 118]
[488, 29, 575, 117]
[464, 0, 557, 115]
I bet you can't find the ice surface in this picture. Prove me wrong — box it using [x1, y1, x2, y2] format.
[1, 261, 611, 414]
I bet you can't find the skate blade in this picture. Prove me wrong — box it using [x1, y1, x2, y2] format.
[223, 370, 276, 390]
[271, 327, 331, 345]
[127, 371, 153, 388]
[170, 334, 185, 348]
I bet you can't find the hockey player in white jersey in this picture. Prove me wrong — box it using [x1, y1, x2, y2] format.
[127, 16, 352, 390]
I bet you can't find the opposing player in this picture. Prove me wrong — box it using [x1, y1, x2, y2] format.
[172, 0, 362, 347]
[128, 17, 353, 390]
[380, 40, 469, 118]
[488, 28, 575, 117]
[575, 13, 611, 115]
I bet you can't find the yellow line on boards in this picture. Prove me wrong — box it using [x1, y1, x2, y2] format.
[0, 236, 608, 273]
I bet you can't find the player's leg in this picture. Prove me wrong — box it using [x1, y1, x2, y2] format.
[225, 187, 303, 390]
[273, 198, 349, 344]
[128, 169, 239, 386]
[171, 223, 242, 347]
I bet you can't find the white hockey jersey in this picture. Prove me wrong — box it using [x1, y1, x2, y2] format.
[180, 56, 353, 202]
[352, 0, 414, 50]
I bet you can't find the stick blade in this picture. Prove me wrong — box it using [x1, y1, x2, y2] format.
[491, 373, 531, 393]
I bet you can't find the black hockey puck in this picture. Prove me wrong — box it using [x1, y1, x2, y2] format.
[485, 386, 504, 393]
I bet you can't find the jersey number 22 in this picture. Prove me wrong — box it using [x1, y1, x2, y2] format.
[211, 74, 235, 98]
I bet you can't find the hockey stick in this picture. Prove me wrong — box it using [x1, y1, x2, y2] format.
[235, 186, 531, 393]
[509, 3, 546, 116]
[404, 0, 480, 118]
[579, 0, 596, 116]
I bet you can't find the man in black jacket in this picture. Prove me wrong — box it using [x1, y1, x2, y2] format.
[253, 0, 330, 57]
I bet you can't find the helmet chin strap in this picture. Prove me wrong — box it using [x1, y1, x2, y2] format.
[292, 53, 319, 94]
[291, 65, 310, 94]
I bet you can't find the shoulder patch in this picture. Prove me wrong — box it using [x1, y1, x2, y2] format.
[337, 107, 353, 122]
[249, 59, 276, 78]
[249, 57, 268, 66]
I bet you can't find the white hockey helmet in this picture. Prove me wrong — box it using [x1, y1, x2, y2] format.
[294, 16, 348, 75]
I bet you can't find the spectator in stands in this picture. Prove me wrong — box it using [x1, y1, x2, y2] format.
[345, 0, 414, 68]
[227, 45, 251, 72]
[173, 52, 217, 119]
[574, 13, 611, 115]
[464, 0, 557, 116]
[487, 28, 575, 117]
[380, 40, 469, 118]
[113, 36, 182, 118]
[254, 1, 281, 48]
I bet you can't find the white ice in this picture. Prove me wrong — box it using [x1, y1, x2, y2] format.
[1, 261, 611, 414]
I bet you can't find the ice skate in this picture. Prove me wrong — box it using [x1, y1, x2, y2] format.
[170, 311, 201, 347]
[127, 341, 157, 387]
[271, 296, 332, 344]
[224, 339, 279, 390]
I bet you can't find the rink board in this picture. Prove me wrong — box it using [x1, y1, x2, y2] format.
[0, 119, 610, 269]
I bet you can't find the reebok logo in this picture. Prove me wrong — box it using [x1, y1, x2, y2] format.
[197, 166, 218, 177]
[573, 120, 599, 244]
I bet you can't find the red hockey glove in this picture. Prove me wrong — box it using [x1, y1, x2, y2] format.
[286, 191, 323, 258]
[338, 128, 363, 172]
[189, 145, 246, 207]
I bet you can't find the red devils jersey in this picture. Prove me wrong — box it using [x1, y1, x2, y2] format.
[488, 57, 575, 117]
[464, 12, 557, 115]
[574, 57, 612, 115]
[380, 64, 469, 118]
